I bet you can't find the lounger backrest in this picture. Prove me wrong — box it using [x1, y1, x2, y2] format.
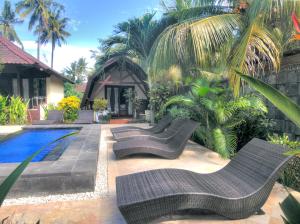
[78, 110, 94, 122]
[222, 138, 293, 189]
[153, 118, 186, 138]
[47, 110, 64, 122]
[150, 115, 172, 133]
[168, 119, 199, 152]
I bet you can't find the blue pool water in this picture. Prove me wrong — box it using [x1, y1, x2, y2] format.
[0, 129, 78, 163]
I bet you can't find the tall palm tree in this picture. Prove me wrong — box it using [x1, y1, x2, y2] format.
[0, 0, 24, 49]
[150, 0, 300, 96]
[39, 9, 70, 68]
[16, 0, 63, 59]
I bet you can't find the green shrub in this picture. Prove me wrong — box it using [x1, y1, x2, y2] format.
[168, 106, 191, 119]
[149, 83, 173, 116]
[8, 96, 28, 125]
[93, 98, 108, 111]
[269, 134, 300, 191]
[58, 96, 80, 122]
[0, 95, 8, 125]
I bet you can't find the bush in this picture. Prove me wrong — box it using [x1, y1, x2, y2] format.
[42, 103, 58, 119]
[0, 95, 7, 125]
[235, 110, 275, 151]
[168, 106, 191, 119]
[64, 83, 83, 99]
[8, 96, 28, 124]
[269, 134, 300, 191]
[93, 98, 108, 111]
[149, 83, 173, 116]
[58, 96, 80, 122]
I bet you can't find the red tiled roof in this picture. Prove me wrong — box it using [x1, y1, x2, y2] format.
[0, 37, 73, 83]
[75, 83, 87, 93]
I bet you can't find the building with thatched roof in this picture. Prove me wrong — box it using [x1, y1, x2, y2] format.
[81, 57, 149, 117]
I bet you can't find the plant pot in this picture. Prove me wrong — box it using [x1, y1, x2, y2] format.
[145, 110, 151, 122]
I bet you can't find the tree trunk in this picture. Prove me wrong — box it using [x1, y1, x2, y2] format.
[37, 29, 41, 60]
[51, 38, 55, 68]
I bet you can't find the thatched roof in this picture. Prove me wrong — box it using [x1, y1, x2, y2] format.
[81, 57, 149, 108]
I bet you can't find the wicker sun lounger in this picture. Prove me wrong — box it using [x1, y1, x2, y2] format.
[114, 118, 188, 142]
[73, 110, 94, 124]
[113, 119, 199, 159]
[116, 138, 293, 224]
[32, 110, 64, 125]
[111, 115, 172, 134]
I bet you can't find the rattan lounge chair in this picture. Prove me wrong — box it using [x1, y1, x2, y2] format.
[111, 115, 172, 135]
[114, 118, 188, 142]
[116, 138, 293, 224]
[113, 119, 199, 159]
[32, 110, 63, 125]
[73, 110, 94, 124]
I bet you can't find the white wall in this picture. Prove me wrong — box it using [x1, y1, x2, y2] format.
[46, 75, 64, 105]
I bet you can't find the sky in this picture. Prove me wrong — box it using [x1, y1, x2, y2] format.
[6, 0, 162, 72]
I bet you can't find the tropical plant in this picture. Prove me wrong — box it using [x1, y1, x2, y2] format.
[64, 82, 83, 98]
[41, 103, 57, 119]
[269, 134, 300, 191]
[149, 82, 174, 116]
[0, 131, 78, 207]
[236, 71, 300, 157]
[8, 96, 28, 125]
[64, 58, 88, 83]
[280, 192, 300, 224]
[162, 78, 267, 158]
[149, 0, 300, 96]
[16, 0, 64, 59]
[0, 95, 8, 125]
[93, 98, 108, 111]
[96, 12, 176, 71]
[57, 96, 80, 122]
[39, 8, 70, 68]
[0, 0, 24, 48]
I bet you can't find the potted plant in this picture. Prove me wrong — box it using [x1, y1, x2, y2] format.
[93, 98, 109, 123]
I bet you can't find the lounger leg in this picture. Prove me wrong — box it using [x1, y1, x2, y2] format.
[255, 209, 265, 215]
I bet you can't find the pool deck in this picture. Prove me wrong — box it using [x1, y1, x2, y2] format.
[0, 123, 299, 223]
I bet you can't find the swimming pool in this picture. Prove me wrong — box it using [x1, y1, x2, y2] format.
[0, 129, 78, 163]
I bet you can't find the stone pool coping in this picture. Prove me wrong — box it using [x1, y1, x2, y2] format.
[0, 124, 102, 198]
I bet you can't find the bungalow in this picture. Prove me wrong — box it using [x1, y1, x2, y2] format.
[81, 57, 149, 117]
[0, 37, 73, 121]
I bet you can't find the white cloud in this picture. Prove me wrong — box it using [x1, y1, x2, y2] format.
[22, 40, 96, 73]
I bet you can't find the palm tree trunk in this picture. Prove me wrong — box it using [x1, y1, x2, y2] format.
[37, 29, 41, 60]
[51, 38, 55, 68]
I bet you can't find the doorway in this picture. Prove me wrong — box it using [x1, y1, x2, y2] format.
[105, 86, 134, 117]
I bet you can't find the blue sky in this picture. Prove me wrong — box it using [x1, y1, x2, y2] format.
[7, 0, 162, 71]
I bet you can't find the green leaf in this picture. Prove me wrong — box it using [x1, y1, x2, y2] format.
[284, 149, 300, 157]
[0, 131, 79, 206]
[235, 71, 300, 128]
[280, 193, 300, 224]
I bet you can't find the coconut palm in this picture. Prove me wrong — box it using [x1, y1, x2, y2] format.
[64, 57, 88, 83]
[150, 0, 300, 96]
[162, 78, 267, 158]
[16, 0, 64, 59]
[39, 9, 70, 68]
[0, 0, 24, 49]
[98, 12, 176, 70]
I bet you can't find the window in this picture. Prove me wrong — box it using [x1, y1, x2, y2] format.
[33, 78, 46, 97]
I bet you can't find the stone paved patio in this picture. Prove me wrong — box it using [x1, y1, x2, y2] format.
[0, 124, 299, 224]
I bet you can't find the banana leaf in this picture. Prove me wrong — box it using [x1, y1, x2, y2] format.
[235, 70, 300, 128]
[0, 131, 78, 206]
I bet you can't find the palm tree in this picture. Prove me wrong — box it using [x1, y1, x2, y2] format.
[39, 9, 70, 68]
[0, 0, 24, 49]
[16, 0, 64, 59]
[64, 57, 88, 83]
[150, 0, 300, 96]
[98, 12, 176, 70]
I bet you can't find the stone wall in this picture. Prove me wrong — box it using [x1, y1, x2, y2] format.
[263, 53, 300, 140]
